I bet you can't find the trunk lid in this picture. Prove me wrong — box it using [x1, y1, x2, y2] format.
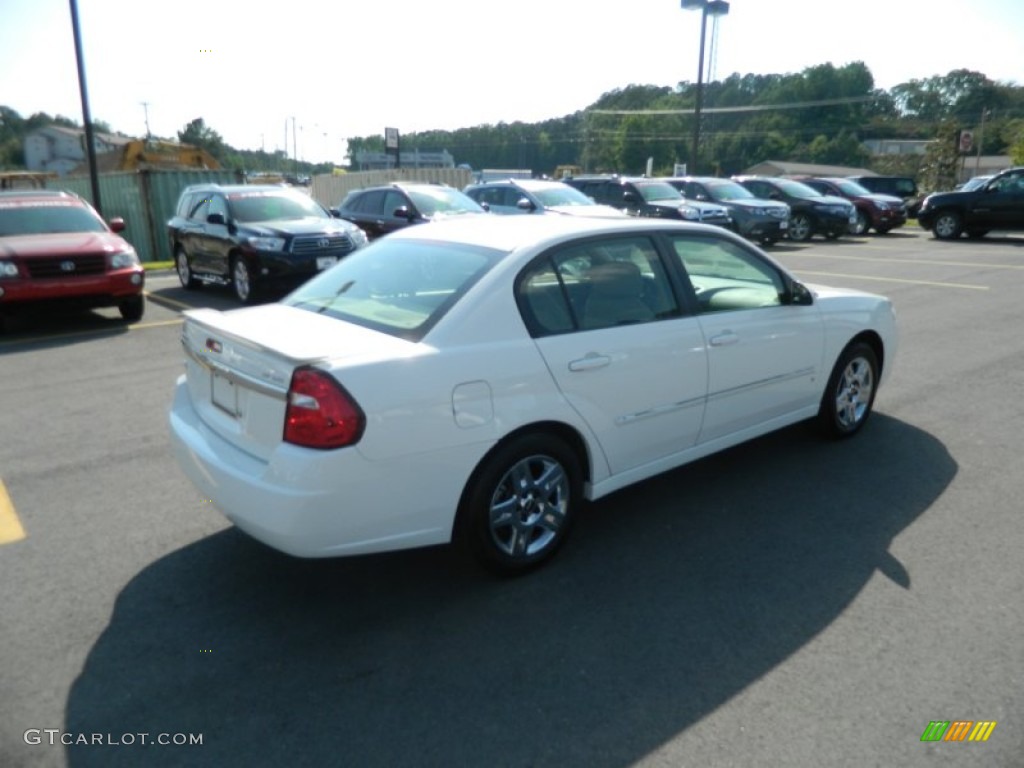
[179, 304, 416, 461]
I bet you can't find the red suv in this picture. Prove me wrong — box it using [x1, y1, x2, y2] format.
[0, 190, 145, 326]
[799, 177, 907, 235]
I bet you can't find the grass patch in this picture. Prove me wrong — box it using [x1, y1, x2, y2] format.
[143, 261, 174, 271]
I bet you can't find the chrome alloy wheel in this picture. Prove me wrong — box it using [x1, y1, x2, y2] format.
[232, 258, 252, 303]
[834, 354, 875, 430]
[488, 454, 570, 558]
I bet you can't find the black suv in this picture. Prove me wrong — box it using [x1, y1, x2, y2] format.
[917, 167, 1024, 240]
[733, 176, 856, 242]
[799, 177, 907, 235]
[563, 175, 732, 228]
[334, 182, 486, 240]
[168, 184, 368, 303]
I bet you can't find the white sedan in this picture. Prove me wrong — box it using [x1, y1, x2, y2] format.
[169, 215, 896, 574]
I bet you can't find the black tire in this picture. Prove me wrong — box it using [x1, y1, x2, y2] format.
[876, 226, 892, 235]
[118, 295, 145, 322]
[788, 212, 813, 242]
[932, 211, 963, 240]
[824, 231, 842, 240]
[231, 255, 259, 304]
[850, 210, 870, 236]
[175, 247, 201, 290]
[818, 341, 879, 438]
[458, 433, 582, 575]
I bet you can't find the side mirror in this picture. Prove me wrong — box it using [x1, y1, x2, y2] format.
[516, 198, 535, 211]
[787, 281, 814, 306]
[328, 207, 341, 217]
[393, 206, 416, 220]
[479, 201, 490, 212]
[207, 212, 227, 226]
[622, 191, 638, 203]
[108, 217, 126, 233]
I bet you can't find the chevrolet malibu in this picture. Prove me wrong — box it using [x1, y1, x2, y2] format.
[169, 216, 896, 574]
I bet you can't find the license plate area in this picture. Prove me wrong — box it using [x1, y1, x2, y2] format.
[211, 370, 239, 417]
[316, 255, 338, 270]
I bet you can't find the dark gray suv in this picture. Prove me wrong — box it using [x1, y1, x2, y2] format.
[663, 176, 790, 245]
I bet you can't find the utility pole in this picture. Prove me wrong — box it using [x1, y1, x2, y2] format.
[68, 0, 101, 215]
[140, 101, 151, 139]
[974, 108, 990, 175]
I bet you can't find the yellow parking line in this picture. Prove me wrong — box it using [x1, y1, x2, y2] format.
[0, 479, 27, 545]
[144, 291, 197, 311]
[0, 317, 182, 347]
[795, 270, 989, 290]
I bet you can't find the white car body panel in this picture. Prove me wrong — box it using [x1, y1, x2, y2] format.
[168, 216, 896, 559]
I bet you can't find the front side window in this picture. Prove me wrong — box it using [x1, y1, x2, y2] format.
[284, 237, 504, 341]
[669, 234, 784, 313]
[207, 195, 228, 221]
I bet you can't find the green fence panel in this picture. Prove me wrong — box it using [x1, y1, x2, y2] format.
[57, 173, 153, 261]
[60, 169, 242, 262]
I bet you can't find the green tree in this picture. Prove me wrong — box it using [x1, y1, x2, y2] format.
[177, 118, 227, 161]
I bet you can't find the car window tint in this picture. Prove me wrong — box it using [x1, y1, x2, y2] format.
[669, 234, 784, 313]
[541, 235, 678, 331]
[516, 259, 575, 337]
[208, 195, 228, 221]
[357, 190, 384, 214]
[189, 196, 210, 221]
[383, 190, 408, 216]
[176, 192, 194, 217]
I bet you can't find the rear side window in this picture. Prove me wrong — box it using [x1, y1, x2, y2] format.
[517, 235, 679, 336]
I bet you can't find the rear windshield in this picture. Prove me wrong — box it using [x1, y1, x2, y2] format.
[0, 202, 106, 236]
[283, 237, 504, 341]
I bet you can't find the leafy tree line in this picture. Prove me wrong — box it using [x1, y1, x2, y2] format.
[350, 63, 1024, 190]
[5, 63, 1024, 191]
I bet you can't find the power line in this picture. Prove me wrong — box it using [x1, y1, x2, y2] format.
[589, 95, 877, 116]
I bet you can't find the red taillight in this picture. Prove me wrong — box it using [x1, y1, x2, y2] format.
[283, 368, 365, 449]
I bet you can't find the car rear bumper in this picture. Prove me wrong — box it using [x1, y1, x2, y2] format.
[168, 375, 472, 558]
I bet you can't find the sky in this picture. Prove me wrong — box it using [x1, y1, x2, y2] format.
[2, 0, 1022, 164]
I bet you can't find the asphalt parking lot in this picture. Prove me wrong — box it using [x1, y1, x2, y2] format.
[1, 226, 1022, 767]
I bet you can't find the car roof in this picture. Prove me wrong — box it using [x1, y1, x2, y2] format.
[0, 189, 87, 204]
[382, 209, 727, 252]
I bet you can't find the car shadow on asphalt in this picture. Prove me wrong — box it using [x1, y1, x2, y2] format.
[62, 414, 955, 767]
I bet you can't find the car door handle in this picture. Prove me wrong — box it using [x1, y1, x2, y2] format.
[569, 353, 611, 371]
[709, 331, 739, 347]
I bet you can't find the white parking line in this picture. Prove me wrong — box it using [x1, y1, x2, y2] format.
[793, 270, 989, 290]
[796, 251, 1024, 271]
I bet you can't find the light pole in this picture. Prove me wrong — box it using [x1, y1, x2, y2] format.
[682, 0, 729, 175]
